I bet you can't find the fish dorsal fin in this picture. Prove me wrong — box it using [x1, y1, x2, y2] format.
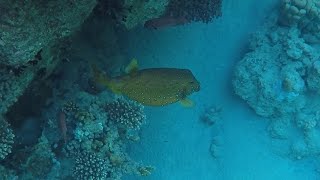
[125, 58, 139, 74]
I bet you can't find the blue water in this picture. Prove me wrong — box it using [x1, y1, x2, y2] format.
[2, 0, 320, 179]
[122, 0, 319, 179]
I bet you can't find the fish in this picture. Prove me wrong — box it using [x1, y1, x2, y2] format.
[58, 110, 68, 143]
[91, 59, 200, 106]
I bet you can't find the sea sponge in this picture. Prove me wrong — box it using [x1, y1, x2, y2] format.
[105, 98, 146, 130]
[0, 117, 14, 160]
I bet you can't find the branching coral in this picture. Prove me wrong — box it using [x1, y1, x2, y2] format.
[106, 98, 146, 130]
[73, 151, 110, 180]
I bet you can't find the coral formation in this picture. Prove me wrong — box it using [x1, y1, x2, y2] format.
[0, 0, 196, 178]
[280, 0, 320, 42]
[122, 0, 170, 29]
[22, 135, 56, 178]
[73, 151, 110, 180]
[0, 0, 97, 66]
[95, 0, 169, 30]
[0, 68, 34, 114]
[0, 165, 17, 180]
[233, 10, 320, 159]
[106, 98, 146, 130]
[0, 117, 14, 160]
[166, 0, 222, 23]
[41, 89, 150, 179]
[233, 23, 312, 117]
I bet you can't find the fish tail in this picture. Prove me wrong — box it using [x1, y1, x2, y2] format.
[91, 64, 112, 88]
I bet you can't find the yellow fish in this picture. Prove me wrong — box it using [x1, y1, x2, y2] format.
[92, 59, 200, 106]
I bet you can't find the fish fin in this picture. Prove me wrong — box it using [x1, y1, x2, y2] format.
[125, 58, 139, 74]
[179, 98, 194, 107]
[91, 64, 120, 93]
[91, 64, 110, 85]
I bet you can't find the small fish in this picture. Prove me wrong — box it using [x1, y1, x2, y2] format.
[92, 59, 200, 106]
[58, 110, 68, 143]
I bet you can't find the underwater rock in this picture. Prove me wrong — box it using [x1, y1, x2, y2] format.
[0, 0, 97, 66]
[209, 136, 223, 159]
[200, 105, 223, 126]
[268, 116, 293, 139]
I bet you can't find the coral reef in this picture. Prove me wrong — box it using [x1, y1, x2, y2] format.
[22, 135, 56, 178]
[0, 117, 14, 160]
[233, 11, 320, 159]
[0, 0, 97, 66]
[0, 67, 35, 114]
[166, 0, 222, 23]
[0, 165, 17, 180]
[280, 0, 320, 42]
[73, 151, 110, 180]
[106, 98, 146, 130]
[0, 0, 193, 178]
[95, 0, 169, 30]
[41, 87, 149, 179]
[122, 0, 170, 29]
[233, 20, 312, 117]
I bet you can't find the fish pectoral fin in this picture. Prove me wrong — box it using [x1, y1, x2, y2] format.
[110, 86, 122, 94]
[91, 64, 111, 86]
[179, 98, 194, 107]
[108, 80, 123, 94]
[125, 58, 139, 74]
